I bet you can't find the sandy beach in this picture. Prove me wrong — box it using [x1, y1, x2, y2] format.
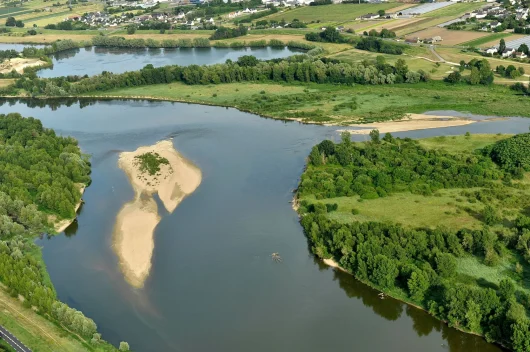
[340, 113, 475, 135]
[0, 58, 47, 74]
[114, 140, 202, 288]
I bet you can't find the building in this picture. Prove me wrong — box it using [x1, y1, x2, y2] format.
[485, 47, 498, 55]
[501, 47, 516, 58]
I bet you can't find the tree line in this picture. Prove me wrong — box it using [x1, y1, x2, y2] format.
[11, 55, 429, 97]
[298, 132, 530, 351]
[0, 113, 124, 350]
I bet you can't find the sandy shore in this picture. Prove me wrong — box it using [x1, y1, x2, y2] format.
[114, 140, 202, 288]
[0, 58, 47, 74]
[53, 185, 85, 233]
[339, 113, 475, 135]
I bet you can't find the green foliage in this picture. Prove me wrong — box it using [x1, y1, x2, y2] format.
[486, 133, 530, 173]
[436, 253, 457, 279]
[371, 254, 398, 289]
[134, 152, 169, 176]
[0, 113, 90, 219]
[408, 270, 430, 302]
[210, 25, 247, 40]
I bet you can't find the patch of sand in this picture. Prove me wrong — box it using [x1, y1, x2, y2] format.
[0, 58, 46, 74]
[114, 140, 202, 288]
[340, 113, 475, 135]
[53, 185, 85, 233]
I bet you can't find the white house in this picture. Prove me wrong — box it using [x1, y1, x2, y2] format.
[485, 47, 497, 55]
[490, 21, 501, 28]
[515, 51, 527, 59]
[502, 47, 516, 58]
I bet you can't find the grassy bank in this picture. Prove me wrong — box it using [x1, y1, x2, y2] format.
[87, 81, 530, 124]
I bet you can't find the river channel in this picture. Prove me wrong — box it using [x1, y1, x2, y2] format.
[1, 97, 528, 352]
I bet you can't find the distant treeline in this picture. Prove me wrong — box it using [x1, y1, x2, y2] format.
[0, 49, 19, 61]
[210, 25, 248, 40]
[11, 55, 429, 96]
[235, 7, 278, 24]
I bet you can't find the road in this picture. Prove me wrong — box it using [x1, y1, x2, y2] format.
[0, 325, 31, 352]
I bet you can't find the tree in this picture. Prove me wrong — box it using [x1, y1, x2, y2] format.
[408, 270, 430, 302]
[378, 9, 386, 16]
[519, 43, 529, 55]
[369, 129, 380, 144]
[499, 279, 515, 301]
[465, 299, 482, 332]
[482, 205, 500, 225]
[445, 71, 461, 84]
[459, 60, 466, 72]
[496, 65, 506, 76]
[371, 254, 398, 289]
[395, 58, 408, 77]
[499, 38, 506, 54]
[469, 67, 480, 85]
[435, 253, 457, 278]
[5, 17, 16, 27]
[15, 20, 24, 28]
[309, 146, 323, 166]
[119, 341, 130, 351]
[127, 25, 137, 35]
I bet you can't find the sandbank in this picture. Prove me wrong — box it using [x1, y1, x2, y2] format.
[114, 140, 202, 288]
[0, 58, 46, 74]
[339, 113, 476, 135]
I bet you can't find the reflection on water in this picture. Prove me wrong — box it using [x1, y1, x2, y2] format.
[37, 46, 302, 78]
[1, 98, 519, 352]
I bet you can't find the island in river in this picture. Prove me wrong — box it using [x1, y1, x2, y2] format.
[296, 132, 530, 352]
[114, 140, 202, 288]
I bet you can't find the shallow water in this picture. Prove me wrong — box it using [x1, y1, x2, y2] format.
[2, 99, 526, 352]
[35, 46, 300, 78]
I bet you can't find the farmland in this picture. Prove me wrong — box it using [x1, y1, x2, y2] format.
[407, 27, 490, 46]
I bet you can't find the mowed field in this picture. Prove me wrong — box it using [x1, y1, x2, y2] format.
[406, 27, 490, 45]
[264, 3, 402, 23]
[421, 2, 484, 17]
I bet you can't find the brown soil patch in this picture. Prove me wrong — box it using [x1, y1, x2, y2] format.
[406, 27, 490, 46]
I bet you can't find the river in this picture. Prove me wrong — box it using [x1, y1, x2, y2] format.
[2, 98, 527, 352]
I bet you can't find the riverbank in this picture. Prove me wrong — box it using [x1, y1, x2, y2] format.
[114, 140, 202, 288]
[339, 113, 476, 134]
[0, 58, 47, 74]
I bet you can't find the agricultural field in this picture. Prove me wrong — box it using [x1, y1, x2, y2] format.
[462, 33, 525, 48]
[263, 3, 402, 24]
[407, 27, 490, 46]
[437, 46, 530, 72]
[394, 16, 455, 36]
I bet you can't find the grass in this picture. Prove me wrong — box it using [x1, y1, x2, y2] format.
[0, 285, 110, 352]
[421, 2, 484, 18]
[417, 133, 512, 154]
[437, 46, 530, 72]
[461, 32, 513, 48]
[89, 81, 530, 124]
[263, 3, 401, 23]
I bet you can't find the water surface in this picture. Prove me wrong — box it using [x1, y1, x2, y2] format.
[37, 46, 300, 78]
[1, 99, 524, 352]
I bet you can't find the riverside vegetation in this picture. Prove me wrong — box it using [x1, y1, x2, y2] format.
[0, 113, 126, 351]
[296, 131, 530, 351]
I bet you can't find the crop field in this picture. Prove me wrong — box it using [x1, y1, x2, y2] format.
[394, 16, 454, 36]
[263, 3, 401, 23]
[407, 27, 490, 46]
[503, 35, 530, 50]
[461, 32, 521, 48]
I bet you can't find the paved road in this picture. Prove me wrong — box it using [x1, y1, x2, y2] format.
[0, 325, 31, 352]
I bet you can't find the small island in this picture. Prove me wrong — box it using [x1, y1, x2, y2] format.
[296, 131, 530, 351]
[114, 140, 202, 288]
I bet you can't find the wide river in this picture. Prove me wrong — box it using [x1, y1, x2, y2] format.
[1, 97, 528, 352]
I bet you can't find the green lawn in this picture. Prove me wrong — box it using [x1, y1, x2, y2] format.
[264, 3, 401, 23]
[417, 134, 512, 154]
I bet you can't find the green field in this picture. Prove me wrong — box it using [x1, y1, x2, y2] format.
[93, 81, 530, 125]
[461, 32, 512, 48]
[264, 3, 401, 23]
[422, 2, 484, 18]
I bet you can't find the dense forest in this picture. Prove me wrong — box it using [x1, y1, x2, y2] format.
[9, 55, 429, 97]
[297, 132, 530, 351]
[0, 113, 120, 350]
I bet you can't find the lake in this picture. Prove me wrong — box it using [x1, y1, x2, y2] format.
[35, 46, 300, 78]
[1, 98, 526, 352]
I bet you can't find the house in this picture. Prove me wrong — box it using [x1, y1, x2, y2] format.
[501, 47, 516, 58]
[485, 47, 498, 55]
[475, 11, 487, 19]
[515, 51, 527, 59]
[360, 13, 380, 20]
[490, 21, 501, 28]
[405, 37, 420, 44]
